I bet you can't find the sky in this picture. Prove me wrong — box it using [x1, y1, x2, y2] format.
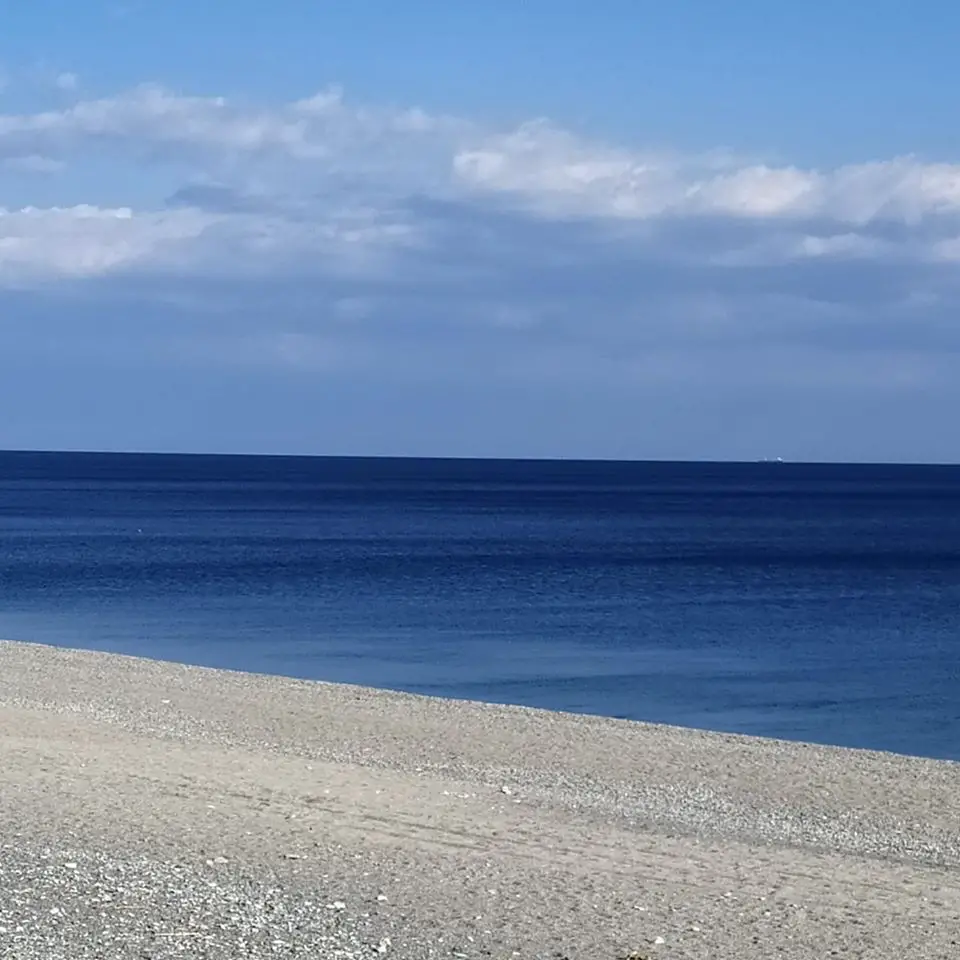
[3, 1, 960, 462]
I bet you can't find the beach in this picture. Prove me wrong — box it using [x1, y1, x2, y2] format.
[1, 639, 958, 959]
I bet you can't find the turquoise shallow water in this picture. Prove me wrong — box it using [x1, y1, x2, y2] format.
[1, 451, 958, 760]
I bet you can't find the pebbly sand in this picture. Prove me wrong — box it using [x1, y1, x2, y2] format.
[0, 639, 958, 959]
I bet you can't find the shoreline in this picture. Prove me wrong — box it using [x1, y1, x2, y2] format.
[2, 639, 959, 958]
[4, 634, 956, 766]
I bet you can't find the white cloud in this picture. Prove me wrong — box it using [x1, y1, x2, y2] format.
[0, 82, 959, 383]
[454, 122, 960, 225]
[0, 204, 213, 283]
[689, 165, 819, 217]
[55, 72, 79, 92]
[0, 83, 463, 192]
[0, 84, 316, 155]
[2, 83, 959, 234]
[0, 194, 429, 287]
[710, 230, 900, 267]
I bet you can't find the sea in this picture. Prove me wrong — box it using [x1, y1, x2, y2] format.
[0, 450, 958, 761]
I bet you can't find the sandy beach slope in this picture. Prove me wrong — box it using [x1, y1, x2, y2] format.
[1, 639, 958, 959]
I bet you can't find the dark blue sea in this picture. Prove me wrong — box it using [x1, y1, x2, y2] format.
[1, 451, 958, 761]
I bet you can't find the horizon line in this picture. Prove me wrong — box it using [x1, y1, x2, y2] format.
[1, 448, 959, 469]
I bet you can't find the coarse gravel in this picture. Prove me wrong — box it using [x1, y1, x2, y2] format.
[2, 639, 959, 959]
[0, 844, 386, 960]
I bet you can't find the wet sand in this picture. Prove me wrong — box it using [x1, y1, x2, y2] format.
[1, 639, 958, 958]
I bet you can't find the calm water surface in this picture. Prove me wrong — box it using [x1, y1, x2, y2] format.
[1, 451, 958, 760]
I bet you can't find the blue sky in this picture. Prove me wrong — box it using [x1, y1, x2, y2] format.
[2, 1, 960, 460]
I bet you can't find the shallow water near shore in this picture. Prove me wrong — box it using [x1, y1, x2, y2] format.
[1, 450, 958, 760]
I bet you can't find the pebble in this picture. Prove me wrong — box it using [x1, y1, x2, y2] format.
[0, 844, 384, 960]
